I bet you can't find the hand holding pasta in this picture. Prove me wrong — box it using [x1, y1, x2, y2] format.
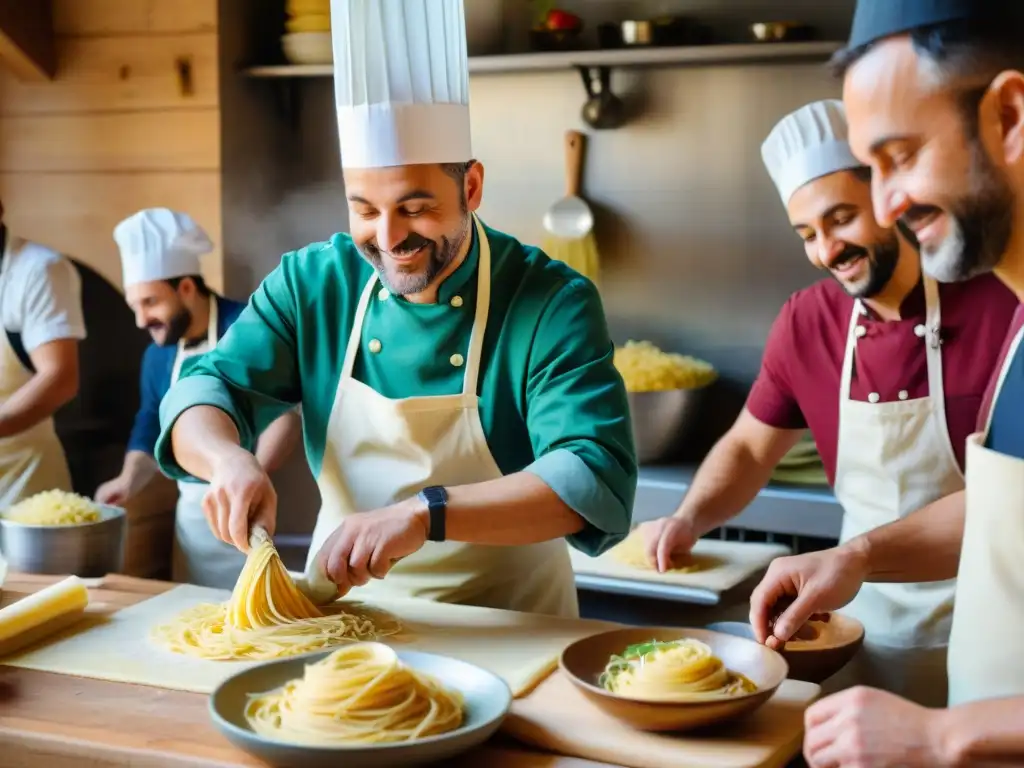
[4, 490, 102, 526]
[614, 340, 717, 392]
[151, 531, 400, 660]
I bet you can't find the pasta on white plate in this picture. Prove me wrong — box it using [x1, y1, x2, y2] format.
[245, 642, 464, 745]
[150, 530, 401, 660]
[4, 490, 102, 526]
[598, 638, 757, 701]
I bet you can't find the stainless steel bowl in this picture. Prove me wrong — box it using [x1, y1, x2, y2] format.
[0, 503, 127, 577]
[628, 387, 709, 463]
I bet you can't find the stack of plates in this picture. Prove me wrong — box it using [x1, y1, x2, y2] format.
[770, 431, 828, 487]
[282, 0, 332, 65]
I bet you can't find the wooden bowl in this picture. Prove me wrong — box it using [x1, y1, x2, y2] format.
[707, 615, 865, 684]
[559, 627, 787, 732]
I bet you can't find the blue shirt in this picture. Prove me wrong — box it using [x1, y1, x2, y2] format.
[985, 337, 1024, 458]
[127, 294, 244, 455]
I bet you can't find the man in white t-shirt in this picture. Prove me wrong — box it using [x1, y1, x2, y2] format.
[0, 211, 86, 507]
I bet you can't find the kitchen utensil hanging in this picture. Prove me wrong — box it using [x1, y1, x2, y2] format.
[578, 66, 626, 130]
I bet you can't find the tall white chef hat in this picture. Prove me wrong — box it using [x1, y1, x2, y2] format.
[761, 99, 864, 206]
[114, 208, 213, 289]
[331, 0, 472, 169]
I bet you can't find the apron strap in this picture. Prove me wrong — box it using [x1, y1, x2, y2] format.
[840, 300, 862, 400]
[462, 214, 491, 398]
[341, 276, 379, 381]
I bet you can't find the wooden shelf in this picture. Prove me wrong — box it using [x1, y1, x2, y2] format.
[243, 40, 843, 78]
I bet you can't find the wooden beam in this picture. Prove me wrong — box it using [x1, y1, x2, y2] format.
[0, 0, 55, 82]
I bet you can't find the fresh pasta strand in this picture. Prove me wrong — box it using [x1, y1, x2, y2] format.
[245, 642, 464, 745]
[609, 530, 706, 574]
[598, 638, 757, 701]
[150, 531, 401, 660]
[5, 490, 102, 525]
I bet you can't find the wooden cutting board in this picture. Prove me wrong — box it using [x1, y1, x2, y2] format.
[504, 671, 819, 768]
[1, 583, 620, 697]
[0, 576, 624, 767]
[569, 538, 791, 595]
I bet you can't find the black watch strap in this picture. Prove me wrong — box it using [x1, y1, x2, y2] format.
[418, 485, 448, 542]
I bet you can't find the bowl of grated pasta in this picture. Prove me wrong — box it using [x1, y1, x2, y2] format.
[0, 490, 126, 577]
[613, 340, 719, 463]
[209, 642, 512, 768]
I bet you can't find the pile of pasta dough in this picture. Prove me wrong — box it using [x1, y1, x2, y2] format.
[4, 490, 102, 526]
[609, 530, 707, 574]
[614, 340, 717, 392]
[150, 529, 400, 660]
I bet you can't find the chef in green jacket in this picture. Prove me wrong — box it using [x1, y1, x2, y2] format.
[153, 0, 636, 619]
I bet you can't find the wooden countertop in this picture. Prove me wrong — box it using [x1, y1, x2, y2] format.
[0, 574, 619, 768]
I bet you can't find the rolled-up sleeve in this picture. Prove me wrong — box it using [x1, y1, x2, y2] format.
[155, 261, 302, 480]
[522, 277, 637, 556]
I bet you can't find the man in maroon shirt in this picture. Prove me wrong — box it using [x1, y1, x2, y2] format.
[638, 99, 1017, 707]
[742, 2, 1024, 766]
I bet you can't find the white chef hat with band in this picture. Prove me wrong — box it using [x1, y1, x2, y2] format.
[114, 208, 213, 289]
[331, 0, 473, 169]
[761, 99, 863, 206]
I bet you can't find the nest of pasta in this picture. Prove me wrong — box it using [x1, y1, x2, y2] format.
[614, 340, 717, 393]
[599, 638, 756, 701]
[245, 642, 464, 745]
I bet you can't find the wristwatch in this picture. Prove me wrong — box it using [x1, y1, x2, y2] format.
[418, 486, 448, 542]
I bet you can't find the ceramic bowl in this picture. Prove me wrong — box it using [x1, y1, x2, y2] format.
[559, 627, 787, 732]
[209, 648, 511, 768]
[707, 616, 865, 684]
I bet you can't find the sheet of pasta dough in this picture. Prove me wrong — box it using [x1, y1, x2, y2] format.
[569, 537, 792, 594]
[1, 584, 619, 697]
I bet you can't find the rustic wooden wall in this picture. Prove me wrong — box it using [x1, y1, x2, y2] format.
[0, 0, 222, 291]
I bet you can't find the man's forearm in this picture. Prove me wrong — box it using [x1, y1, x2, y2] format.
[254, 410, 302, 474]
[0, 369, 77, 438]
[849, 489, 965, 583]
[122, 450, 160, 487]
[938, 696, 1024, 767]
[170, 405, 246, 481]
[408, 472, 585, 546]
[672, 435, 781, 538]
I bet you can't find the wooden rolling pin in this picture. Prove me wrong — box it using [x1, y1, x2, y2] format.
[0, 575, 89, 657]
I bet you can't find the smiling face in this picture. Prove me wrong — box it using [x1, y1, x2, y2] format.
[125, 279, 194, 346]
[842, 36, 1024, 283]
[787, 168, 901, 299]
[344, 161, 484, 297]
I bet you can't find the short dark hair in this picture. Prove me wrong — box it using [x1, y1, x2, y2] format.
[850, 165, 872, 184]
[830, 20, 1024, 136]
[831, 19, 1024, 83]
[167, 274, 211, 297]
[440, 160, 476, 213]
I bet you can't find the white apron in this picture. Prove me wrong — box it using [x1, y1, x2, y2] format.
[827, 277, 961, 707]
[304, 214, 579, 618]
[170, 299, 247, 588]
[947, 324, 1024, 706]
[0, 240, 73, 507]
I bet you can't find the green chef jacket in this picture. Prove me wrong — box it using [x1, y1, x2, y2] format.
[155, 220, 637, 556]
